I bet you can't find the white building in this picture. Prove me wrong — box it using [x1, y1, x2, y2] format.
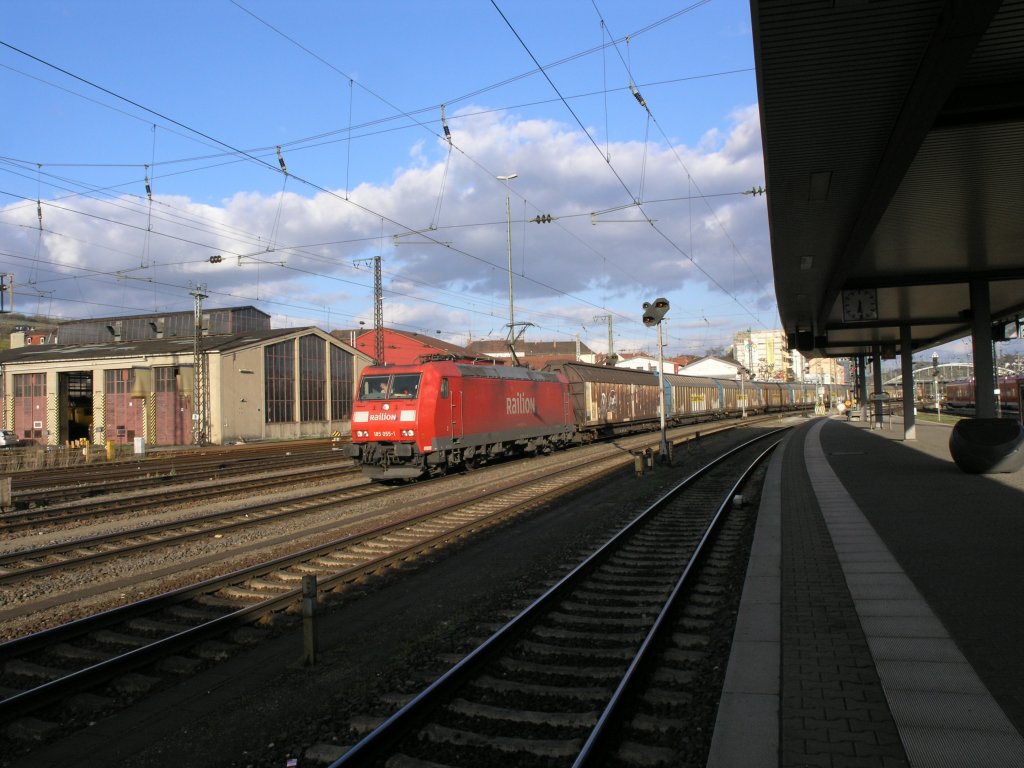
[614, 353, 676, 374]
[680, 356, 745, 379]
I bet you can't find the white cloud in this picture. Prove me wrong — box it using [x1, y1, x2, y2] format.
[1, 103, 775, 355]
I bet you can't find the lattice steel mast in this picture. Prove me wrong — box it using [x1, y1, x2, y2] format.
[190, 286, 210, 445]
[593, 314, 616, 364]
[354, 255, 384, 364]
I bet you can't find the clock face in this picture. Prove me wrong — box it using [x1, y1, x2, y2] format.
[842, 289, 878, 322]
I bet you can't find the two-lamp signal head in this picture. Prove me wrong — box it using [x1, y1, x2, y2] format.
[642, 297, 670, 326]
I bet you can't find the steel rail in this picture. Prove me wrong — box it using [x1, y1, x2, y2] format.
[329, 427, 788, 767]
[0, 461, 362, 532]
[0, 451, 350, 515]
[0, 443, 644, 722]
[0, 481, 381, 583]
[573, 439, 780, 766]
[0, 440, 337, 492]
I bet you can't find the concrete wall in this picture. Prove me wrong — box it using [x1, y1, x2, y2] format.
[213, 346, 266, 444]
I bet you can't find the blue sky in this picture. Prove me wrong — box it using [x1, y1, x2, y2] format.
[1, 0, 779, 359]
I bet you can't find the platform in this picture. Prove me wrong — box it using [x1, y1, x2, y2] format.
[709, 416, 1024, 768]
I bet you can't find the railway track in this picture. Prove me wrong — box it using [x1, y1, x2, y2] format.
[0, 480, 382, 584]
[1, 421, 736, 631]
[0, 460, 361, 532]
[0, 442, 344, 511]
[331, 430, 783, 767]
[0, 440, 666, 738]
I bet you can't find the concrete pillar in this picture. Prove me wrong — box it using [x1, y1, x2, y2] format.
[900, 325, 916, 440]
[970, 279, 996, 418]
[857, 354, 868, 411]
[872, 344, 884, 429]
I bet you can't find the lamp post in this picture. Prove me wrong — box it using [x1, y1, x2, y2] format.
[741, 335, 752, 418]
[642, 298, 670, 461]
[497, 173, 517, 353]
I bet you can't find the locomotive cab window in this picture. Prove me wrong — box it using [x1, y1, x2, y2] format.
[391, 374, 421, 399]
[440, 378, 449, 399]
[361, 376, 391, 400]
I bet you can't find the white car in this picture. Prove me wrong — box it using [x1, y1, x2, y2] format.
[0, 430, 21, 447]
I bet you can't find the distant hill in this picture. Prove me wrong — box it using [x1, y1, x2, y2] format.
[0, 313, 59, 352]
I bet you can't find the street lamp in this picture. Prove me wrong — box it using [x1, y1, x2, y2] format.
[642, 298, 670, 461]
[497, 173, 517, 354]
[741, 335, 752, 418]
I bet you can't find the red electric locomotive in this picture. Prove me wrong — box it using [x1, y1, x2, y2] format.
[345, 358, 576, 480]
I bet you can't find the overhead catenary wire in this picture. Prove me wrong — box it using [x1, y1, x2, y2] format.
[490, 0, 760, 330]
[222, 0, 736, 324]
[2, 172, 757, 344]
[3, 125, 762, 340]
[430, 106, 454, 231]
[0, 6, 757, 344]
[583, 0, 770, 327]
[0, 197, 604, 342]
[6, 144, 636, 336]
[345, 78, 353, 199]
[30, 163, 43, 285]
[1, 59, 750, 247]
[591, 0, 770, 305]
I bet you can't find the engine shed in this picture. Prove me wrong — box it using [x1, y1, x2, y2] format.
[0, 325, 371, 448]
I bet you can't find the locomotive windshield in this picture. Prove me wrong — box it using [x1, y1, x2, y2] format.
[358, 373, 421, 400]
[360, 376, 391, 400]
[391, 374, 421, 399]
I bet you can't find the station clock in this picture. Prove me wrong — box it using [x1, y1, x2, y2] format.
[841, 288, 878, 322]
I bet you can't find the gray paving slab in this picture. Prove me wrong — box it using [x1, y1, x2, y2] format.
[821, 417, 1024, 736]
[807, 418, 1024, 767]
[711, 415, 1024, 768]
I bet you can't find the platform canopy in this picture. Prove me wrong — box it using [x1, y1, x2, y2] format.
[751, 0, 1024, 359]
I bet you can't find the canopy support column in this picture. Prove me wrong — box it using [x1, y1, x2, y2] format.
[900, 325, 915, 440]
[857, 354, 868, 414]
[872, 344, 884, 429]
[970, 279, 996, 418]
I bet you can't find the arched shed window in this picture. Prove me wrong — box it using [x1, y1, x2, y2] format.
[299, 334, 326, 421]
[264, 340, 294, 423]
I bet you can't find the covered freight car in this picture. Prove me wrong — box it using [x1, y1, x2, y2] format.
[547, 362, 748, 437]
[663, 372, 723, 418]
[545, 361, 663, 438]
[345, 359, 575, 480]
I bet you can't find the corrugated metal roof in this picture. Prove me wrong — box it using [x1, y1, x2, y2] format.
[333, 328, 473, 359]
[548, 360, 659, 385]
[465, 339, 594, 355]
[0, 327, 333, 365]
